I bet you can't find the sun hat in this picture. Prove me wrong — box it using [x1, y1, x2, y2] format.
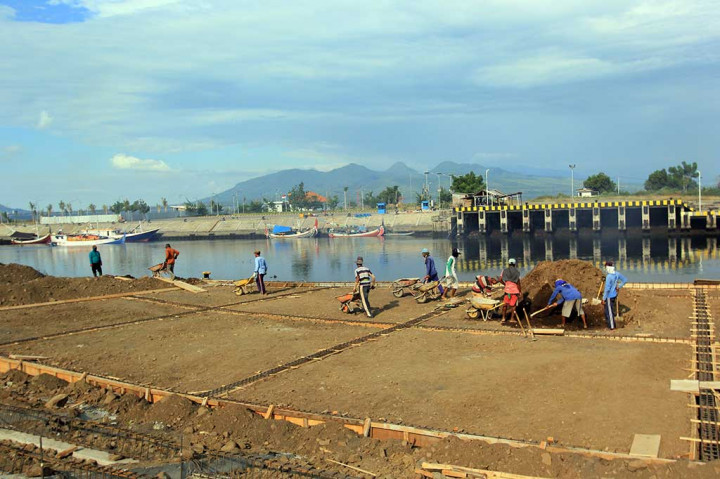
[508, 258, 516, 265]
[555, 279, 566, 287]
[421, 248, 429, 254]
[356, 256, 363, 265]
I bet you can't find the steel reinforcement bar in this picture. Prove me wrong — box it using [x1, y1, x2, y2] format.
[688, 289, 720, 461]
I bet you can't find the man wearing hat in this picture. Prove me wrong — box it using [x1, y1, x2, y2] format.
[602, 261, 627, 330]
[354, 256, 376, 318]
[442, 248, 461, 299]
[499, 258, 521, 322]
[548, 279, 587, 329]
[253, 250, 268, 295]
[421, 248, 444, 296]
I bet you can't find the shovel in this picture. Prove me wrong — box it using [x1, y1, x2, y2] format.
[590, 279, 605, 306]
[530, 304, 555, 318]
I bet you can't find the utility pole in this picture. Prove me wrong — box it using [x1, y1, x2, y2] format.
[617, 177, 620, 195]
[569, 164, 576, 197]
[699, 170, 702, 213]
[436, 172, 442, 208]
[343, 187, 348, 211]
[485, 169, 490, 205]
[423, 171, 429, 204]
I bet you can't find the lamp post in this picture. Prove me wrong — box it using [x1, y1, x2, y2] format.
[698, 171, 702, 213]
[435, 172, 443, 208]
[569, 164, 576, 198]
[485, 169, 490, 205]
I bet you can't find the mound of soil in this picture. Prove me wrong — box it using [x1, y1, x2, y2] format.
[142, 394, 197, 426]
[521, 260, 606, 327]
[0, 266, 169, 306]
[29, 373, 68, 393]
[0, 263, 45, 284]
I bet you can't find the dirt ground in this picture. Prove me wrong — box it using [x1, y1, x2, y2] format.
[232, 329, 691, 457]
[3, 310, 373, 392]
[0, 262, 712, 477]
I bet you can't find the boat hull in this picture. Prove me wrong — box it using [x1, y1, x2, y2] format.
[266, 227, 317, 239]
[329, 226, 385, 238]
[11, 234, 52, 245]
[52, 234, 126, 247]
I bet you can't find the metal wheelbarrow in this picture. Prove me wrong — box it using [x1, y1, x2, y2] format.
[415, 280, 442, 303]
[337, 291, 362, 314]
[466, 296, 502, 320]
[234, 276, 256, 295]
[391, 277, 421, 298]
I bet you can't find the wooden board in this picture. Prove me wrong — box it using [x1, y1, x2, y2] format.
[629, 434, 661, 458]
[531, 329, 564, 336]
[156, 277, 207, 293]
[670, 379, 720, 393]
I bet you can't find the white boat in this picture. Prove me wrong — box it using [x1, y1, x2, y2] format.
[52, 233, 126, 247]
[84, 224, 159, 242]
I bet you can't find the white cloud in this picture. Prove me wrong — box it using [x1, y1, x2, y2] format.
[110, 153, 170, 171]
[37, 111, 53, 129]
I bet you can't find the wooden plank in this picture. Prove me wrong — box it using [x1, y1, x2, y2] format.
[531, 329, 564, 336]
[629, 434, 661, 458]
[8, 355, 48, 361]
[421, 463, 547, 479]
[155, 277, 206, 293]
[0, 287, 176, 311]
[671, 380, 720, 393]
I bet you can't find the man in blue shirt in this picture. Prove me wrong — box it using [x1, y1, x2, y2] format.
[89, 246, 102, 278]
[548, 279, 587, 329]
[421, 248, 444, 296]
[253, 250, 268, 295]
[602, 261, 627, 330]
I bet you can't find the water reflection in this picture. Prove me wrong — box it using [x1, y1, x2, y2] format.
[0, 234, 717, 283]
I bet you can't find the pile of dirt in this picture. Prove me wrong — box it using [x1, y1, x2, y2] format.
[0, 263, 45, 284]
[141, 394, 198, 426]
[29, 373, 69, 393]
[0, 265, 169, 306]
[521, 260, 606, 327]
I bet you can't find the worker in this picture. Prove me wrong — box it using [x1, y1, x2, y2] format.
[354, 256, 376, 318]
[163, 243, 180, 280]
[472, 275, 497, 296]
[548, 279, 587, 329]
[602, 261, 627, 330]
[253, 250, 268, 295]
[89, 245, 102, 278]
[500, 258, 521, 322]
[421, 248, 444, 296]
[442, 247, 460, 299]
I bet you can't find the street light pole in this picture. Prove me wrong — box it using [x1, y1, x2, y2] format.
[569, 164, 576, 197]
[435, 172, 442, 208]
[485, 169, 489, 205]
[699, 171, 702, 213]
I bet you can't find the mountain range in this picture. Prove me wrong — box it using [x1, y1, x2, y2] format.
[205, 160, 610, 205]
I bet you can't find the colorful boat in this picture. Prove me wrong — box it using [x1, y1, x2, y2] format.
[84, 225, 159, 242]
[265, 219, 318, 239]
[328, 225, 384, 238]
[10, 234, 52, 245]
[52, 233, 126, 247]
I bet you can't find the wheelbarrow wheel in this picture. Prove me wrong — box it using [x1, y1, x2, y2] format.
[466, 309, 479, 319]
[235, 288, 245, 296]
[416, 295, 429, 304]
[392, 288, 404, 298]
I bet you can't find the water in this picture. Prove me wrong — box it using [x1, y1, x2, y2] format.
[0, 235, 718, 283]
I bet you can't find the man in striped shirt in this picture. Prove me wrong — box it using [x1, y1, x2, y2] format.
[354, 256, 376, 318]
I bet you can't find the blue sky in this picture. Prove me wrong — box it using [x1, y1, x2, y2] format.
[1, 0, 718, 208]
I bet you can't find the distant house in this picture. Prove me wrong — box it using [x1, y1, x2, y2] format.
[461, 189, 523, 208]
[577, 188, 598, 198]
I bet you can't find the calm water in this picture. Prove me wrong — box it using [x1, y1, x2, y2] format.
[0, 235, 718, 283]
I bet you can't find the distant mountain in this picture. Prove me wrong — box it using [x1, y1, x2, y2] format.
[205, 161, 637, 205]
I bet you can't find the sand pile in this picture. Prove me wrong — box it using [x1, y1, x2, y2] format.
[0, 263, 169, 306]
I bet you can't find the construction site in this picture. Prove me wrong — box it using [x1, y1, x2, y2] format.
[1, 260, 719, 478]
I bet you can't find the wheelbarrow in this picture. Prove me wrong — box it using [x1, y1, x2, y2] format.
[391, 277, 421, 298]
[148, 263, 166, 278]
[337, 290, 363, 314]
[466, 296, 501, 320]
[234, 276, 256, 295]
[415, 279, 442, 303]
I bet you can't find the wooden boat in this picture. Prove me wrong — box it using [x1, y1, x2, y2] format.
[328, 225, 384, 238]
[52, 233, 126, 247]
[84, 224, 159, 242]
[265, 219, 318, 239]
[385, 231, 414, 236]
[10, 234, 52, 245]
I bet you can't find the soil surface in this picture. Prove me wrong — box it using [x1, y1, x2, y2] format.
[233, 329, 691, 457]
[0, 263, 170, 306]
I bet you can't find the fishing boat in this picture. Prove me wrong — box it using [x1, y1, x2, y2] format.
[10, 233, 52, 245]
[52, 233, 126, 247]
[84, 223, 159, 242]
[328, 225, 385, 238]
[265, 219, 318, 239]
[385, 231, 415, 236]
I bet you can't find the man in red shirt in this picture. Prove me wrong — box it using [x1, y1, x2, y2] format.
[163, 243, 180, 280]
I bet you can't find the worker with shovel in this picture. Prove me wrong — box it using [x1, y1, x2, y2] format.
[602, 261, 627, 330]
[547, 279, 587, 329]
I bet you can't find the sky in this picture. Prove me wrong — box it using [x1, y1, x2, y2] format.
[1, 0, 718, 209]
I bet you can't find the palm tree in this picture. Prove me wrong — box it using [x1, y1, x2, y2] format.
[88, 204, 96, 215]
[58, 201, 66, 217]
[28, 202, 36, 222]
[67, 203, 73, 216]
[102, 204, 108, 214]
[343, 186, 349, 211]
[46, 204, 52, 218]
[161, 197, 168, 213]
